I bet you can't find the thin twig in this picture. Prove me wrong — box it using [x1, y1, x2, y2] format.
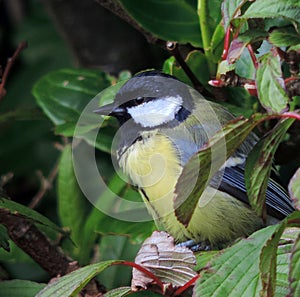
[166, 41, 205, 94]
[0, 41, 27, 101]
[29, 162, 59, 209]
[246, 44, 259, 69]
[0, 172, 14, 188]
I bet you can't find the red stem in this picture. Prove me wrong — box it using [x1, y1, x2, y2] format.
[222, 27, 231, 60]
[247, 44, 259, 69]
[113, 261, 164, 292]
[280, 112, 300, 121]
[173, 274, 200, 296]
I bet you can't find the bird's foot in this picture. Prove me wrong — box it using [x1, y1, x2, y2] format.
[177, 239, 213, 252]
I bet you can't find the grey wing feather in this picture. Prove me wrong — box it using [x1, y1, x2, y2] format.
[218, 165, 295, 219]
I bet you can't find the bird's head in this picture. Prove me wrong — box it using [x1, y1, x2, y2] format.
[94, 71, 193, 129]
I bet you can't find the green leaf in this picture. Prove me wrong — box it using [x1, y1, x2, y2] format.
[218, 101, 254, 118]
[163, 51, 210, 88]
[0, 224, 10, 252]
[290, 233, 300, 297]
[36, 261, 117, 297]
[220, 86, 258, 117]
[119, 0, 202, 46]
[194, 224, 281, 297]
[0, 280, 46, 297]
[72, 79, 126, 154]
[241, 0, 300, 24]
[269, 27, 300, 47]
[235, 45, 256, 79]
[174, 114, 267, 226]
[210, 22, 226, 62]
[94, 214, 155, 243]
[245, 118, 295, 218]
[238, 29, 268, 45]
[57, 144, 90, 259]
[259, 220, 287, 296]
[216, 59, 236, 76]
[288, 167, 300, 209]
[205, 0, 223, 27]
[0, 197, 65, 237]
[85, 173, 155, 243]
[33, 68, 111, 127]
[194, 220, 296, 297]
[276, 239, 293, 296]
[98, 236, 140, 289]
[75, 170, 155, 263]
[194, 250, 219, 271]
[221, 0, 249, 30]
[194, 216, 300, 297]
[256, 51, 289, 113]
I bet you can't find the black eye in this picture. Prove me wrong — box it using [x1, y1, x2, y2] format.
[132, 96, 145, 106]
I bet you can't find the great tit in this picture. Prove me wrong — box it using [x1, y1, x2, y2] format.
[95, 71, 295, 248]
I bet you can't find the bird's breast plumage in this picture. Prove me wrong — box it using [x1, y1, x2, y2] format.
[116, 118, 264, 245]
[118, 131, 183, 205]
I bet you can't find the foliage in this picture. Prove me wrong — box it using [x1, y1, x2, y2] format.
[0, 0, 300, 296]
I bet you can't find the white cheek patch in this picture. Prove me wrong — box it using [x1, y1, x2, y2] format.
[127, 95, 183, 127]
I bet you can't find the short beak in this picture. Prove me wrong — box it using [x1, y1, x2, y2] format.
[94, 103, 126, 117]
[94, 102, 115, 115]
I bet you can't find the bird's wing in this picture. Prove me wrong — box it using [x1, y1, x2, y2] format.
[215, 162, 295, 219]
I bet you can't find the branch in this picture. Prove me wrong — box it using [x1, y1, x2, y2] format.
[0, 209, 74, 277]
[0, 209, 106, 296]
[0, 41, 27, 101]
[29, 163, 59, 209]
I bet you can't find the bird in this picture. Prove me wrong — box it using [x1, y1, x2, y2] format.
[94, 70, 295, 249]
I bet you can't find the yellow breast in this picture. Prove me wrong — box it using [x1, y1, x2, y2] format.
[118, 132, 182, 205]
[118, 131, 263, 245]
[118, 132, 189, 236]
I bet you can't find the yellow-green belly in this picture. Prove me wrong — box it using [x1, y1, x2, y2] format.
[118, 133, 263, 245]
